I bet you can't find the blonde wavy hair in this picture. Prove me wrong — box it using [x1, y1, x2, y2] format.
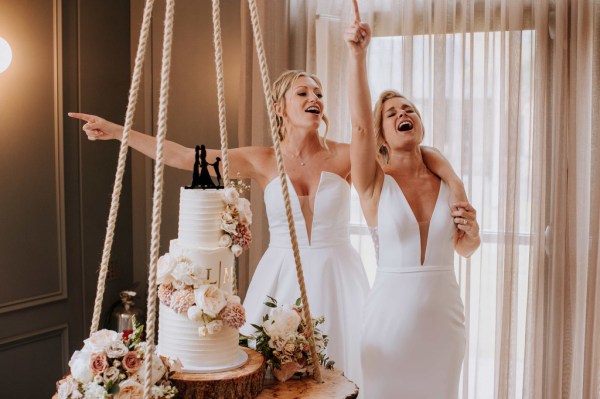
[373, 90, 423, 165]
[271, 70, 329, 146]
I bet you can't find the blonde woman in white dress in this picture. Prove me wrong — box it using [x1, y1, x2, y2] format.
[345, 20, 481, 398]
[69, 69, 463, 387]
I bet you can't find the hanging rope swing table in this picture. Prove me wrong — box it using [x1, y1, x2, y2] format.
[64, 0, 359, 397]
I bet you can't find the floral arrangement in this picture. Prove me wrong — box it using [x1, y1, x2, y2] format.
[219, 184, 252, 257]
[246, 297, 331, 382]
[157, 254, 246, 337]
[55, 324, 178, 399]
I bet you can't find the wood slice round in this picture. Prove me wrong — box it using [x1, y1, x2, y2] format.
[257, 367, 359, 399]
[172, 347, 265, 399]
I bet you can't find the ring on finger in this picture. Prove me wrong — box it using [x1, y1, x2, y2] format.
[463, 218, 468, 225]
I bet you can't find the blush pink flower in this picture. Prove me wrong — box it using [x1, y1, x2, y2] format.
[170, 288, 195, 314]
[89, 352, 109, 375]
[232, 223, 252, 250]
[122, 351, 142, 373]
[157, 283, 174, 307]
[117, 379, 144, 399]
[219, 302, 246, 329]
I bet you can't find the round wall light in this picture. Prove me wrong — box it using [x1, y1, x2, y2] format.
[0, 36, 13, 73]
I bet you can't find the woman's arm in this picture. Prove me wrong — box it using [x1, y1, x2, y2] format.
[421, 146, 467, 203]
[68, 112, 259, 180]
[345, 21, 382, 203]
[452, 201, 481, 257]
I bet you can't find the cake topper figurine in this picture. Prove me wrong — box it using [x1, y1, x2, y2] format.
[186, 144, 223, 189]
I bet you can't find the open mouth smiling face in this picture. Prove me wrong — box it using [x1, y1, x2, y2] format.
[397, 120, 413, 132]
[305, 105, 321, 115]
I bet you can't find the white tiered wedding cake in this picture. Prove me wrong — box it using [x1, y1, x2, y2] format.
[156, 186, 252, 372]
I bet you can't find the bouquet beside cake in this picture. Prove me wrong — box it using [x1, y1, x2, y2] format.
[247, 297, 331, 382]
[55, 325, 178, 399]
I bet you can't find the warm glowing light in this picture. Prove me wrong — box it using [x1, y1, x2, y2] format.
[0, 36, 13, 73]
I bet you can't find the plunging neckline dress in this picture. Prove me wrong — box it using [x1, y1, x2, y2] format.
[361, 175, 465, 398]
[241, 171, 369, 386]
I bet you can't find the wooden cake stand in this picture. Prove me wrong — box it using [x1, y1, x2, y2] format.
[172, 347, 265, 399]
[257, 367, 359, 399]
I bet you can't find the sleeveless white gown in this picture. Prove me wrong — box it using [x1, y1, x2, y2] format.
[241, 171, 369, 386]
[361, 175, 465, 398]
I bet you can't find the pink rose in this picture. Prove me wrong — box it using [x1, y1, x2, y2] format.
[89, 353, 108, 375]
[116, 379, 143, 399]
[122, 351, 142, 373]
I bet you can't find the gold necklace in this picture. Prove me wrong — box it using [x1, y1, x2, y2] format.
[284, 151, 309, 166]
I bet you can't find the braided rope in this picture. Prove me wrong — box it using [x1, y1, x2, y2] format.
[89, 0, 156, 335]
[232, 262, 238, 296]
[246, 0, 322, 382]
[142, 0, 176, 397]
[211, 0, 230, 187]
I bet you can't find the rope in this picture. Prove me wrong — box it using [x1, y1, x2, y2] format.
[142, 0, 176, 397]
[89, 0, 156, 335]
[211, 0, 230, 187]
[246, 0, 322, 382]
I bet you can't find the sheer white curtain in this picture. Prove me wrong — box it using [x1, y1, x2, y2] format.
[286, 0, 600, 397]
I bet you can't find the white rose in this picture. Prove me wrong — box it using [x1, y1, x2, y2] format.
[171, 261, 194, 286]
[187, 305, 204, 322]
[221, 220, 238, 234]
[69, 350, 94, 383]
[263, 305, 301, 337]
[103, 366, 120, 383]
[83, 382, 108, 399]
[222, 187, 239, 204]
[157, 253, 176, 285]
[136, 353, 166, 385]
[226, 294, 241, 304]
[151, 385, 168, 399]
[218, 234, 232, 248]
[237, 198, 253, 225]
[222, 211, 234, 222]
[105, 340, 129, 358]
[198, 325, 209, 336]
[231, 244, 243, 257]
[83, 329, 121, 353]
[207, 320, 223, 335]
[116, 379, 144, 399]
[194, 285, 227, 317]
[57, 376, 80, 399]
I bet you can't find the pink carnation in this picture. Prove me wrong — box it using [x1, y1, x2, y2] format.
[219, 302, 246, 329]
[157, 284, 174, 307]
[170, 288, 195, 314]
[232, 224, 252, 250]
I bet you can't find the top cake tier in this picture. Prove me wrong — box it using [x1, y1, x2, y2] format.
[178, 188, 224, 248]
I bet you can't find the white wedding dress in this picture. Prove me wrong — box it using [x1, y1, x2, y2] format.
[361, 175, 465, 398]
[241, 171, 369, 386]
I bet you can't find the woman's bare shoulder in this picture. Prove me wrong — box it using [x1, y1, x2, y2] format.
[323, 139, 350, 155]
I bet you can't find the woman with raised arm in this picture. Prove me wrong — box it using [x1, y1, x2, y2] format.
[69, 69, 462, 386]
[345, 18, 480, 398]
